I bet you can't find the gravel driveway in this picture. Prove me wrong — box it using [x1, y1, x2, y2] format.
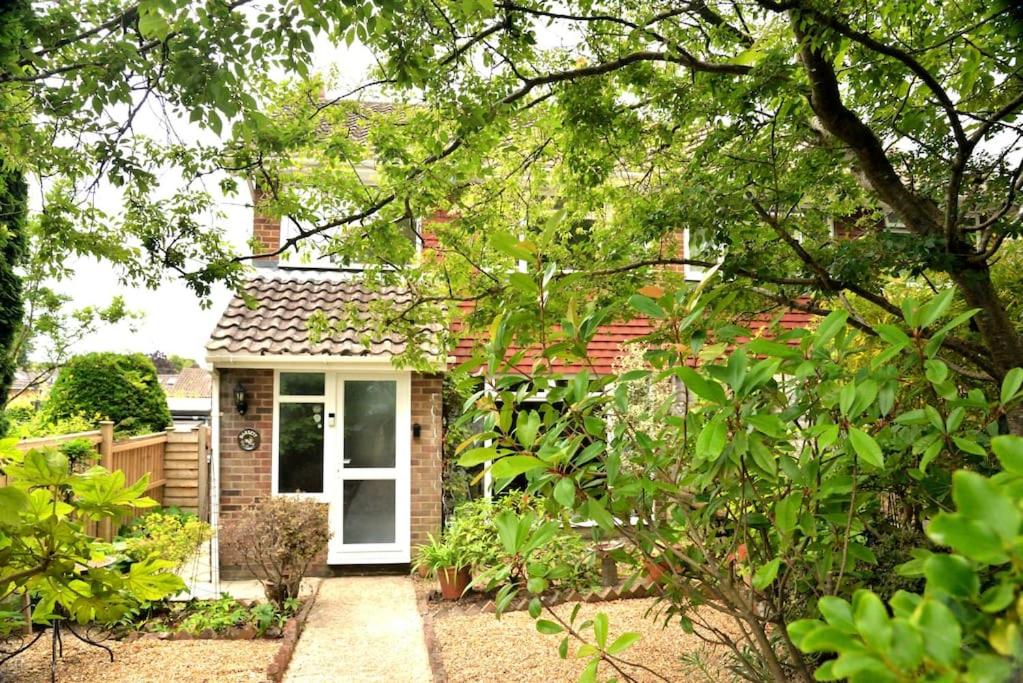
[0, 635, 277, 682]
[428, 596, 739, 683]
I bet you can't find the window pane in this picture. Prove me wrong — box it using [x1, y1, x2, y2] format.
[344, 381, 396, 468]
[278, 402, 324, 493]
[343, 480, 395, 543]
[280, 372, 325, 396]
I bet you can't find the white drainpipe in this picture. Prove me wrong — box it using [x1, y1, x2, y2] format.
[210, 368, 221, 590]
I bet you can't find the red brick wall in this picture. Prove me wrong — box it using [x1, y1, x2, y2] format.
[216, 368, 277, 578]
[411, 372, 444, 550]
[216, 368, 444, 578]
[251, 188, 280, 265]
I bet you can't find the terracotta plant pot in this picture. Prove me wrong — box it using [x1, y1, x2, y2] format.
[437, 566, 471, 600]
[643, 557, 673, 583]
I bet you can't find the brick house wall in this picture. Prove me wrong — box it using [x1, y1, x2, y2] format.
[410, 373, 444, 550]
[216, 367, 443, 578]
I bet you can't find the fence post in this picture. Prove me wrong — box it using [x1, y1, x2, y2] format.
[196, 424, 210, 522]
[99, 421, 115, 540]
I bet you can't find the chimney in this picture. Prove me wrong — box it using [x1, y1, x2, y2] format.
[251, 185, 280, 266]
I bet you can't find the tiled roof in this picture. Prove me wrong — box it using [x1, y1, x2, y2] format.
[206, 275, 438, 360]
[159, 367, 212, 398]
[451, 308, 814, 376]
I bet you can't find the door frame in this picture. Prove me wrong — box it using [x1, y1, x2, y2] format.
[325, 370, 411, 564]
[270, 368, 411, 564]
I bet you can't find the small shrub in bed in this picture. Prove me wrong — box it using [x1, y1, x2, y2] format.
[445, 493, 600, 592]
[120, 508, 214, 568]
[221, 497, 331, 607]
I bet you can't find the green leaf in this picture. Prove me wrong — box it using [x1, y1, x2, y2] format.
[951, 471, 1020, 543]
[912, 598, 961, 666]
[628, 294, 666, 319]
[887, 618, 924, 672]
[924, 554, 979, 599]
[558, 636, 569, 659]
[951, 436, 985, 457]
[458, 446, 497, 467]
[813, 310, 848, 350]
[528, 598, 542, 618]
[0, 487, 28, 526]
[926, 513, 1009, 565]
[1001, 368, 1023, 404]
[536, 619, 563, 635]
[853, 590, 891, 652]
[593, 612, 608, 649]
[586, 496, 615, 532]
[980, 582, 1015, 613]
[491, 231, 534, 261]
[775, 493, 802, 535]
[553, 477, 576, 508]
[848, 428, 884, 469]
[673, 367, 728, 405]
[818, 596, 855, 634]
[577, 658, 599, 683]
[992, 435, 1023, 474]
[606, 631, 641, 655]
[490, 455, 545, 480]
[696, 418, 727, 459]
[516, 410, 541, 449]
[752, 558, 781, 590]
[917, 289, 955, 328]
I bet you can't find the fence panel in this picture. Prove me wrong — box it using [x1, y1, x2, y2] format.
[7, 422, 171, 540]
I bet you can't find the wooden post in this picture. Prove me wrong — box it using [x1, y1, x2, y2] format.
[98, 421, 115, 540]
[196, 424, 210, 522]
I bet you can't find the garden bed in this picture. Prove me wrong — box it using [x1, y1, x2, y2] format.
[416, 577, 739, 682]
[0, 637, 277, 682]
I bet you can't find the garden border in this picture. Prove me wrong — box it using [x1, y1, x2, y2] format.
[422, 580, 660, 618]
[266, 583, 322, 683]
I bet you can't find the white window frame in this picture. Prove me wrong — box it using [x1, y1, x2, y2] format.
[683, 228, 725, 282]
[272, 370, 331, 501]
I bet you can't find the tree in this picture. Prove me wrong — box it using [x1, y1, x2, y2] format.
[45, 352, 171, 434]
[0, 171, 27, 436]
[201, 1, 1021, 427]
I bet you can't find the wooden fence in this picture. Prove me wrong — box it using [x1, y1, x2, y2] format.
[4, 421, 209, 539]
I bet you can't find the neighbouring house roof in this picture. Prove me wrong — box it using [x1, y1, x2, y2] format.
[159, 367, 212, 398]
[451, 308, 814, 376]
[206, 274, 441, 361]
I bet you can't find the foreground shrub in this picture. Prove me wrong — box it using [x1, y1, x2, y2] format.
[0, 438, 184, 637]
[221, 497, 330, 607]
[45, 352, 171, 434]
[455, 289, 1023, 681]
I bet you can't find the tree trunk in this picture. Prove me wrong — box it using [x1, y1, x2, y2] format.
[948, 259, 1023, 433]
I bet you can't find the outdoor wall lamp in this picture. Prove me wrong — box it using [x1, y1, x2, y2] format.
[234, 383, 248, 415]
[412, 423, 422, 439]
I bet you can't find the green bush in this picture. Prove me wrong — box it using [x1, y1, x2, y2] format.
[8, 410, 96, 439]
[446, 494, 599, 591]
[45, 352, 171, 434]
[119, 509, 213, 569]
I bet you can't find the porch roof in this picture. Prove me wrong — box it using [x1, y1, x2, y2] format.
[206, 275, 441, 362]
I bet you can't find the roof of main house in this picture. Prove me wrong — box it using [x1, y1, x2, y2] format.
[206, 274, 439, 361]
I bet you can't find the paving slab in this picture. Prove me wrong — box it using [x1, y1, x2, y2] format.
[284, 576, 433, 683]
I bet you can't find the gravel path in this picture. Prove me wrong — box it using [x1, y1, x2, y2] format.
[0, 635, 277, 682]
[284, 576, 432, 683]
[429, 596, 739, 683]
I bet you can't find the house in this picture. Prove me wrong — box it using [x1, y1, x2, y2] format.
[158, 367, 213, 426]
[204, 104, 812, 579]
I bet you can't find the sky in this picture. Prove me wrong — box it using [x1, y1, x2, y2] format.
[39, 40, 380, 367]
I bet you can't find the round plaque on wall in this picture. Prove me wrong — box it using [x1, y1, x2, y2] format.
[238, 428, 260, 451]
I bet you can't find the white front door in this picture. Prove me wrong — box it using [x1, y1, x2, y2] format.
[326, 372, 411, 564]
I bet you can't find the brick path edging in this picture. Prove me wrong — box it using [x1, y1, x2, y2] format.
[266, 582, 322, 682]
[424, 581, 659, 618]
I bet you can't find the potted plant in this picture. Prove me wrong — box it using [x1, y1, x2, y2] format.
[413, 534, 471, 600]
